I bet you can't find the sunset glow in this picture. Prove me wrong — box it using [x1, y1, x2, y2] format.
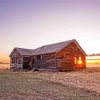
[0, 0, 100, 63]
[0, 54, 9, 63]
[78, 60, 82, 65]
[86, 56, 100, 64]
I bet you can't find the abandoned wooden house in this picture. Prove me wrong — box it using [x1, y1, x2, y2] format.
[9, 39, 87, 71]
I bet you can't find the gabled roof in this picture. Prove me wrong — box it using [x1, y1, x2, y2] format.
[32, 39, 73, 55]
[32, 39, 87, 56]
[9, 39, 87, 57]
[9, 48, 33, 57]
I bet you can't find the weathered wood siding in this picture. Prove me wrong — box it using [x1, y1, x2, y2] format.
[33, 53, 56, 69]
[32, 42, 86, 71]
[43, 53, 56, 69]
[10, 50, 23, 69]
[56, 42, 86, 70]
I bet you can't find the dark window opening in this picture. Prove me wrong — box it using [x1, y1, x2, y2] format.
[11, 57, 17, 63]
[37, 55, 41, 59]
[18, 59, 22, 64]
[23, 57, 31, 70]
[32, 59, 34, 64]
[23, 57, 31, 62]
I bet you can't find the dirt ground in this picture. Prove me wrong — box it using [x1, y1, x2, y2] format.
[0, 67, 100, 100]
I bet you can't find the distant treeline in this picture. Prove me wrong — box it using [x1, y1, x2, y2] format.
[0, 62, 9, 64]
[88, 53, 100, 56]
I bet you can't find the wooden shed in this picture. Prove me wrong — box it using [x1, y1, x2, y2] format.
[9, 39, 87, 71]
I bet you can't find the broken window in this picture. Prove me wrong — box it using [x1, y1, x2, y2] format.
[37, 55, 42, 59]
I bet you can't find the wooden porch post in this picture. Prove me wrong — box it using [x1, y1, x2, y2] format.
[10, 57, 11, 69]
[22, 56, 23, 69]
[30, 57, 34, 69]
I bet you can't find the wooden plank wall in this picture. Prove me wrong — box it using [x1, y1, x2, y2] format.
[32, 42, 86, 70]
[56, 42, 86, 70]
[10, 50, 23, 69]
[33, 53, 56, 69]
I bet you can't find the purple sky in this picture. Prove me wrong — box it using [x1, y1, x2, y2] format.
[0, 0, 100, 62]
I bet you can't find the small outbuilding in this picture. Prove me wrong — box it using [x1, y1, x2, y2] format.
[9, 39, 87, 71]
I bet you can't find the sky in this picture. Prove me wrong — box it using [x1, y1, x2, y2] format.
[0, 0, 100, 62]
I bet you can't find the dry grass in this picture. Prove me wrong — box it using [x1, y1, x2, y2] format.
[0, 67, 100, 100]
